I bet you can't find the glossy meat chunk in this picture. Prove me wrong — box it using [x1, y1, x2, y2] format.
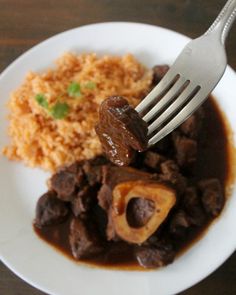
[182, 187, 206, 226]
[136, 240, 175, 268]
[198, 179, 224, 217]
[82, 156, 108, 186]
[50, 170, 77, 201]
[160, 160, 187, 195]
[71, 186, 95, 217]
[69, 218, 103, 259]
[143, 151, 165, 170]
[172, 134, 197, 168]
[35, 191, 69, 227]
[179, 107, 204, 139]
[169, 210, 192, 238]
[95, 96, 148, 166]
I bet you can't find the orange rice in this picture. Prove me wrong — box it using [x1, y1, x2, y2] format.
[2, 53, 152, 171]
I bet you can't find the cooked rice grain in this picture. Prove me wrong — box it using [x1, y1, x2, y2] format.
[2, 53, 152, 171]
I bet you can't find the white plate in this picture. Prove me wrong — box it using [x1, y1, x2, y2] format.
[0, 22, 235, 295]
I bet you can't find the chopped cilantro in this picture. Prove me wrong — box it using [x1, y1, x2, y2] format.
[35, 94, 49, 109]
[50, 102, 70, 119]
[67, 82, 81, 97]
[35, 93, 69, 119]
[84, 81, 96, 89]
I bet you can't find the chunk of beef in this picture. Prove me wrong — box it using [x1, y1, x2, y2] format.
[102, 165, 152, 188]
[179, 116, 198, 139]
[66, 157, 107, 187]
[198, 179, 224, 217]
[178, 107, 204, 139]
[66, 162, 80, 173]
[95, 96, 148, 166]
[136, 240, 175, 268]
[71, 186, 96, 217]
[173, 134, 197, 168]
[50, 157, 106, 203]
[143, 151, 165, 170]
[50, 170, 77, 201]
[82, 157, 106, 186]
[97, 183, 112, 212]
[69, 218, 103, 259]
[64, 162, 85, 186]
[160, 160, 187, 195]
[169, 210, 192, 238]
[161, 159, 179, 174]
[152, 65, 170, 85]
[35, 191, 68, 227]
[182, 187, 206, 226]
[127, 197, 155, 228]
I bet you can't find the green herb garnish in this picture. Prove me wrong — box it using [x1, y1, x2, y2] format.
[84, 81, 96, 89]
[35, 94, 49, 109]
[67, 82, 81, 97]
[50, 102, 70, 119]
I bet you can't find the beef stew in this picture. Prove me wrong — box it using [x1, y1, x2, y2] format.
[34, 66, 229, 269]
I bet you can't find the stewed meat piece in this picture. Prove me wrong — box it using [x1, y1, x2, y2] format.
[198, 179, 224, 217]
[69, 218, 103, 259]
[82, 156, 108, 186]
[50, 156, 107, 202]
[169, 210, 192, 238]
[66, 162, 85, 185]
[160, 160, 187, 195]
[95, 96, 148, 166]
[160, 159, 179, 174]
[182, 187, 206, 226]
[172, 134, 197, 168]
[179, 116, 198, 139]
[179, 107, 205, 139]
[143, 151, 165, 170]
[135, 240, 175, 268]
[50, 170, 77, 201]
[35, 191, 69, 227]
[71, 186, 96, 217]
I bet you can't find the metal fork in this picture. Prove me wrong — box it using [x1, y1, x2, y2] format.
[136, 0, 236, 147]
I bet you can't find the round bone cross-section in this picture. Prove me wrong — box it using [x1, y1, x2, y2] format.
[112, 181, 176, 244]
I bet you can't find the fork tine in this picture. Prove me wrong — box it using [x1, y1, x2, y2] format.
[148, 88, 206, 146]
[148, 83, 200, 135]
[143, 76, 187, 123]
[135, 69, 177, 114]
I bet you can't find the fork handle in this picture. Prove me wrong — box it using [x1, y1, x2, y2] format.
[205, 0, 236, 45]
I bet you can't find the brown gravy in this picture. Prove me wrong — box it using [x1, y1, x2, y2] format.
[34, 96, 230, 269]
